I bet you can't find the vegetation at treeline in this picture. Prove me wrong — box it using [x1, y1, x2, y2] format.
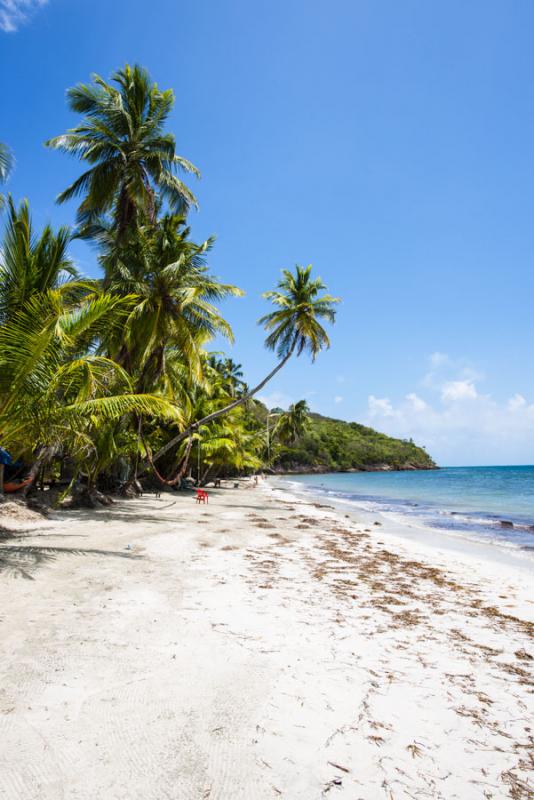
[273, 413, 436, 472]
[0, 64, 341, 502]
[0, 64, 432, 503]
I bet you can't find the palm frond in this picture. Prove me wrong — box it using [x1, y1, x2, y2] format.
[0, 142, 14, 183]
[65, 393, 182, 423]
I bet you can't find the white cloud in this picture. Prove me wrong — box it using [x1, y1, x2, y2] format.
[441, 380, 478, 403]
[362, 356, 534, 465]
[334, 395, 343, 404]
[406, 392, 427, 411]
[422, 352, 483, 391]
[508, 393, 527, 412]
[0, 0, 47, 32]
[429, 351, 450, 368]
[368, 395, 397, 418]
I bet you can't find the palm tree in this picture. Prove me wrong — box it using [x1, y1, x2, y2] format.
[196, 412, 263, 485]
[145, 358, 264, 486]
[275, 399, 310, 445]
[46, 64, 199, 234]
[222, 358, 245, 396]
[141, 355, 233, 486]
[153, 264, 339, 462]
[207, 356, 245, 397]
[98, 213, 242, 390]
[222, 358, 244, 382]
[0, 196, 79, 322]
[0, 197, 184, 492]
[83, 215, 242, 488]
[0, 289, 181, 494]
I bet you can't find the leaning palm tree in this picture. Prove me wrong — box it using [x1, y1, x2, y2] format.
[46, 64, 199, 234]
[153, 264, 339, 463]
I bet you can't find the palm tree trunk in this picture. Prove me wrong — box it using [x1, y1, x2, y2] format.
[200, 465, 212, 487]
[23, 446, 55, 496]
[144, 433, 194, 486]
[134, 414, 143, 480]
[153, 344, 296, 464]
[178, 439, 194, 482]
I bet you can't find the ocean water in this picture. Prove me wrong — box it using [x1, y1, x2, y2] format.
[282, 466, 534, 560]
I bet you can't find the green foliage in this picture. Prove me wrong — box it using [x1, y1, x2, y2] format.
[98, 212, 243, 387]
[0, 196, 78, 322]
[150, 261, 339, 462]
[260, 265, 340, 359]
[273, 400, 311, 446]
[0, 287, 180, 473]
[0, 63, 435, 496]
[273, 413, 436, 471]
[46, 64, 199, 233]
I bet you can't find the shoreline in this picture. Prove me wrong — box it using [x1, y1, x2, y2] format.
[1, 480, 533, 798]
[275, 476, 534, 573]
[277, 470, 534, 568]
[273, 479, 534, 618]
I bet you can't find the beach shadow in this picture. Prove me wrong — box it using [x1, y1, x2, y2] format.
[0, 539, 142, 580]
[0, 530, 89, 541]
[53, 497, 280, 525]
[210, 501, 282, 512]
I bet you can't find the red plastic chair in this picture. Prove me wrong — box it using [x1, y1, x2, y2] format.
[196, 489, 209, 504]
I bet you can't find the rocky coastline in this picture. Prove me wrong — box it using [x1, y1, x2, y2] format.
[269, 462, 439, 475]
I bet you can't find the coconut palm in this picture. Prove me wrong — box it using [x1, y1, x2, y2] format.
[153, 264, 338, 462]
[221, 358, 245, 396]
[195, 412, 263, 485]
[98, 213, 242, 390]
[140, 356, 223, 486]
[46, 64, 199, 234]
[0, 288, 181, 493]
[207, 356, 245, 397]
[260, 265, 338, 360]
[275, 399, 310, 445]
[222, 358, 244, 382]
[146, 359, 263, 486]
[0, 196, 79, 322]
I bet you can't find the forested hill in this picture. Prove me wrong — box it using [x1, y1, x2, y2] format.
[273, 413, 437, 473]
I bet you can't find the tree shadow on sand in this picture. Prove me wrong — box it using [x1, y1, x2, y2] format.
[0, 530, 142, 580]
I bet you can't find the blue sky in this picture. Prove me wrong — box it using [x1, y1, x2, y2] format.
[1, 0, 534, 465]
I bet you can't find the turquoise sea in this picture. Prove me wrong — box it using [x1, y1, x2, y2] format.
[282, 466, 534, 559]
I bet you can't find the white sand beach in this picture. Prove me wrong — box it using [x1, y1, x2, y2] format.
[0, 480, 532, 799]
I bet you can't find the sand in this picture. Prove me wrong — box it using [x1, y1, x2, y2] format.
[0, 480, 532, 799]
